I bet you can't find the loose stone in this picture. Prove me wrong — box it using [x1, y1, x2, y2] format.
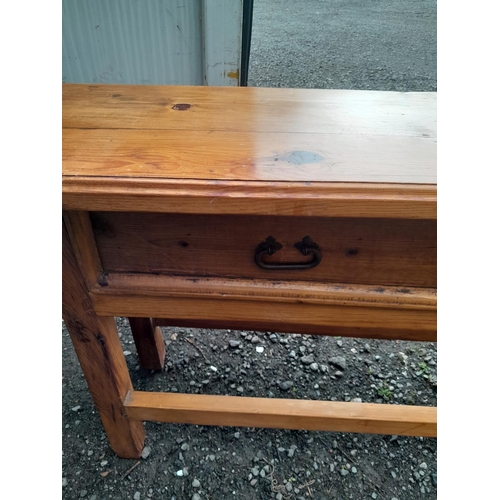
[329, 356, 346, 370]
[300, 354, 314, 365]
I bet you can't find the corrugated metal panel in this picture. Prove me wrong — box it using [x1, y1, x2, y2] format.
[62, 0, 243, 86]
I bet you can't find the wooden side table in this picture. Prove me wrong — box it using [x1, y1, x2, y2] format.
[62, 84, 437, 459]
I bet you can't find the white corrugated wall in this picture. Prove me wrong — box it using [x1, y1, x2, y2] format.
[62, 0, 243, 86]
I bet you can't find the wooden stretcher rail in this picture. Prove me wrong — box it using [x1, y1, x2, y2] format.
[125, 391, 437, 438]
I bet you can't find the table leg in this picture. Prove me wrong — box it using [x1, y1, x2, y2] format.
[128, 318, 165, 370]
[63, 223, 145, 458]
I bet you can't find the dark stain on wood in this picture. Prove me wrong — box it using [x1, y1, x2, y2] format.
[90, 212, 116, 238]
[67, 319, 91, 343]
[98, 273, 109, 287]
[172, 103, 191, 111]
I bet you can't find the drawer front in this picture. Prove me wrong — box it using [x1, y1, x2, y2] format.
[90, 212, 436, 288]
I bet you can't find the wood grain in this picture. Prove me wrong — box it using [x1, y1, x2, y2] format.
[62, 84, 436, 197]
[90, 212, 437, 288]
[63, 222, 145, 458]
[91, 274, 437, 342]
[63, 127, 436, 184]
[128, 318, 165, 370]
[125, 391, 437, 437]
[62, 211, 103, 290]
[98, 274, 437, 308]
[63, 84, 436, 137]
[63, 177, 437, 219]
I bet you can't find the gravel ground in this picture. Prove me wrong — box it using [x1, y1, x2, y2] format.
[63, 1, 437, 499]
[248, 0, 436, 91]
[63, 321, 437, 500]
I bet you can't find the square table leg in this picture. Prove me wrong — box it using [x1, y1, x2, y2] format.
[63, 223, 145, 458]
[128, 318, 165, 370]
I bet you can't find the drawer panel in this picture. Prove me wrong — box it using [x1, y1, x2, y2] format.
[90, 212, 436, 288]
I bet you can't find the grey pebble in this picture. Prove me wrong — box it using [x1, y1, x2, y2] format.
[251, 335, 260, 343]
[141, 446, 151, 459]
[79, 491, 87, 498]
[250, 479, 258, 486]
[209, 454, 215, 461]
[340, 469, 349, 476]
[286, 482, 293, 492]
[288, 445, 297, 457]
[133, 493, 141, 500]
[372, 494, 378, 499]
[329, 356, 347, 370]
[276, 494, 283, 500]
[89, 496, 97, 500]
[310, 362, 319, 371]
[192, 479, 201, 488]
[351, 466, 357, 473]
[279, 381, 294, 390]
[259, 468, 266, 477]
[62, 478, 68, 487]
[229, 340, 241, 348]
[181, 443, 189, 451]
[192, 494, 201, 500]
[300, 354, 315, 365]
[251, 467, 259, 477]
[71, 406, 81, 412]
[234, 432, 240, 439]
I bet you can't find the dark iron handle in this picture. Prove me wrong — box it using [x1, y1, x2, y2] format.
[254, 236, 322, 270]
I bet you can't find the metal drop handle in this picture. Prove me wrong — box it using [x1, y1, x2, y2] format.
[254, 236, 322, 270]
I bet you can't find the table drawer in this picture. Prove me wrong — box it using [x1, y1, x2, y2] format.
[90, 212, 436, 288]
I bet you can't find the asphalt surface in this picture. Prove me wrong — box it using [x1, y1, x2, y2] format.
[248, 0, 436, 91]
